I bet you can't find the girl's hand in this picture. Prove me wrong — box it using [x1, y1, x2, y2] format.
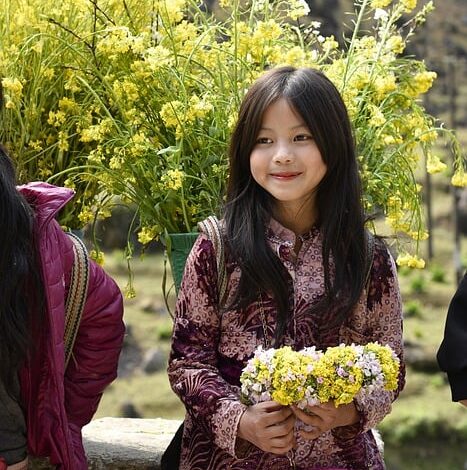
[291, 401, 359, 440]
[237, 401, 296, 454]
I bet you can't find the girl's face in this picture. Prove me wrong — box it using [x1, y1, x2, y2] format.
[250, 98, 327, 228]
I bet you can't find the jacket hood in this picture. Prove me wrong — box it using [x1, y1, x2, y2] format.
[17, 182, 75, 230]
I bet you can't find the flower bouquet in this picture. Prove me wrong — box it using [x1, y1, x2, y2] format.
[240, 343, 400, 408]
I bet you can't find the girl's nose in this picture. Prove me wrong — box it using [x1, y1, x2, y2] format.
[273, 151, 293, 164]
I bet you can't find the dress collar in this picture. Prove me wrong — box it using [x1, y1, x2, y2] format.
[266, 217, 320, 246]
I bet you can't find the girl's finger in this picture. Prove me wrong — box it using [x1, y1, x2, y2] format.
[299, 428, 322, 440]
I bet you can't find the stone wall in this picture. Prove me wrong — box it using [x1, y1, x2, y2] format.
[31, 417, 386, 469]
[83, 417, 182, 469]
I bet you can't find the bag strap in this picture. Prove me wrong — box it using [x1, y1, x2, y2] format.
[364, 231, 375, 290]
[64, 232, 90, 369]
[197, 216, 228, 306]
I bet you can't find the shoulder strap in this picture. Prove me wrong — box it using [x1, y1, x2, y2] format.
[197, 216, 228, 306]
[64, 232, 90, 369]
[364, 231, 375, 290]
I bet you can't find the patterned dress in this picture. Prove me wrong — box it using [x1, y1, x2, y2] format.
[168, 219, 405, 470]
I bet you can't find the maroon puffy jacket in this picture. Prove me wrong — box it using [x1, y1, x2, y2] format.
[18, 183, 125, 469]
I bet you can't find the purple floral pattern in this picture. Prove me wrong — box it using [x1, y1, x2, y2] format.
[168, 220, 404, 470]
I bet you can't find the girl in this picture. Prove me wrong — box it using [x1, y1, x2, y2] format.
[168, 66, 405, 469]
[0, 145, 125, 469]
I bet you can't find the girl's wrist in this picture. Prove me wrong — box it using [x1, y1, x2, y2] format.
[338, 401, 359, 427]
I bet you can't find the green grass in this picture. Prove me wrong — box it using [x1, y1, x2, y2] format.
[96, 371, 185, 420]
[384, 441, 466, 470]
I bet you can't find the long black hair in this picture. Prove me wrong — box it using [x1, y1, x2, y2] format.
[0, 145, 44, 396]
[223, 66, 368, 340]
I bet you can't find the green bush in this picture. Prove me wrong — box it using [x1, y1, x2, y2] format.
[404, 299, 423, 318]
[410, 274, 427, 294]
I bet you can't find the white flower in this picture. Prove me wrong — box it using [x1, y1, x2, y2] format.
[374, 8, 389, 20]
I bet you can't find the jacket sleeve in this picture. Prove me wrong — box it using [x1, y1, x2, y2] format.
[63, 254, 125, 457]
[334, 241, 405, 439]
[437, 273, 467, 402]
[167, 234, 247, 457]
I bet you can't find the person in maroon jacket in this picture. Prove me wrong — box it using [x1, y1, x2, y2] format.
[0, 145, 125, 469]
[437, 273, 467, 407]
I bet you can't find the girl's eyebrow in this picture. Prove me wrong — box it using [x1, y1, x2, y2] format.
[259, 123, 308, 131]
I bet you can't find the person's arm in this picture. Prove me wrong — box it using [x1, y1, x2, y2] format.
[168, 234, 250, 457]
[63, 258, 125, 465]
[334, 242, 405, 438]
[437, 273, 467, 403]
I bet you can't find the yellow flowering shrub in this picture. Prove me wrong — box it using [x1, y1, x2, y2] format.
[0, 0, 465, 259]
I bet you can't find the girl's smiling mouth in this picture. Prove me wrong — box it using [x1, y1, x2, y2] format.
[270, 172, 302, 179]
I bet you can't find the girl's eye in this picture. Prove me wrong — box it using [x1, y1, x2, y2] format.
[294, 134, 312, 141]
[256, 137, 272, 144]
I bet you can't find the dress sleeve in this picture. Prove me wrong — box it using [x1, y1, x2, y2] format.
[437, 273, 467, 402]
[167, 234, 247, 457]
[358, 242, 405, 431]
[63, 256, 125, 460]
[337, 241, 405, 437]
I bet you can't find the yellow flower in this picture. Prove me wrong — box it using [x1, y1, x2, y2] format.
[155, 0, 187, 24]
[400, 0, 417, 13]
[386, 35, 405, 54]
[409, 71, 437, 96]
[369, 105, 386, 127]
[396, 253, 425, 269]
[143, 45, 174, 71]
[371, 0, 392, 7]
[58, 131, 69, 152]
[64, 178, 76, 190]
[109, 155, 123, 170]
[124, 283, 136, 299]
[364, 343, 400, 391]
[408, 230, 429, 241]
[161, 169, 185, 191]
[43, 68, 55, 80]
[160, 100, 183, 129]
[80, 118, 114, 143]
[48, 110, 66, 127]
[29, 140, 43, 151]
[78, 207, 95, 225]
[59, 97, 80, 114]
[188, 95, 213, 120]
[374, 74, 397, 101]
[279, 46, 308, 67]
[313, 345, 363, 406]
[138, 226, 159, 244]
[90, 249, 105, 266]
[271, 347, 308, 405]
[288, 0, 311, 21]
[451, 172, 467, 187]
[323, 36, 339, 54]
[426, 154, 447, 175]
[419, 129, 438, 143]
[97, 27, 135, 57]
[1, 77, 23, 97]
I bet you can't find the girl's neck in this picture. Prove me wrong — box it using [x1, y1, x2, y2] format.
[273, 208, 317, 237]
